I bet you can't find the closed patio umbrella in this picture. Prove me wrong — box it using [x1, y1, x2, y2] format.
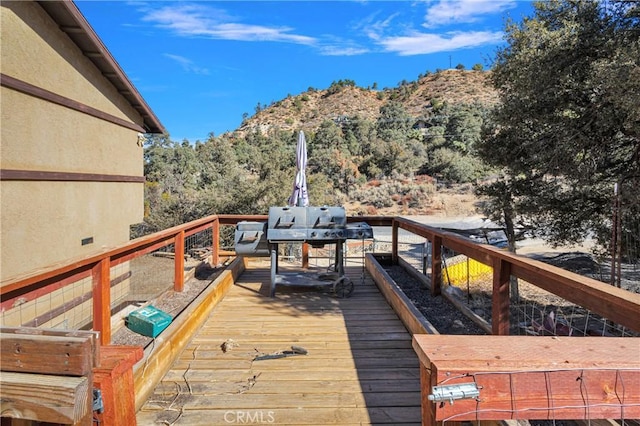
[288, 130, 309, 207]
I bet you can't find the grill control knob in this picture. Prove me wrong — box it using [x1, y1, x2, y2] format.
[336, 230, 344, 238]
[324, 231, 330, 237]
[310, 231, 317, 237]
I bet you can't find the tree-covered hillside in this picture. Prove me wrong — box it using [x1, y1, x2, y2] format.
[137, 0, 639, 265]
[138, 87, 491, 236]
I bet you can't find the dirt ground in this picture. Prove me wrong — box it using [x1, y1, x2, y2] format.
[111, 258, 224, 347]
[385, 264, 488, 335]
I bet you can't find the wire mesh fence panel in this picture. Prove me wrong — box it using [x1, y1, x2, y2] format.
[415, 333, 640, 424]
[0, 274, 93, 330]
[393, 228, 430, 272]
[128, 251, 175, 303]
[185, 228, 213, 263]
[392, 227, 640, 338]
[1, 261, 138, 332]
[431, 367, 640, 422]
[440, 251, 494, 324]
[440, 251, 639, 338]
[512, 279, 640, 338]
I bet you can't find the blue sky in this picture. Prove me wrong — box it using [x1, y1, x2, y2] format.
[75, 1, 534, 142]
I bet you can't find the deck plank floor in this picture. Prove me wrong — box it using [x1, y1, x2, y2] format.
[137, 260, 422, 425]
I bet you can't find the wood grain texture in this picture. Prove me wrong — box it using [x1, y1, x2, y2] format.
[137, 261, 422, 425]
[0, 372, 89, 424]
[413, 335, 640, 422]
[0, 331, 95, 376]
[133, 258, 242, 411]
[94, 346, 143, 426]
[365, 254, 439, 336]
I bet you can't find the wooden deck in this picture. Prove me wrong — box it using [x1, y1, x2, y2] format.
[136, 260, 422, 425]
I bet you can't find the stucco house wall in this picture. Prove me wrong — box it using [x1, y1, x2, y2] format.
[0, 1, 165, 328]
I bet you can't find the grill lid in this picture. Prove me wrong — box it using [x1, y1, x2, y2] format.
[267, 206, 346, 241]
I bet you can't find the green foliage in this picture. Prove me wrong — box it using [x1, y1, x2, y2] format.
[445, 104, 485, 154]
[421, 148, 484, 183]
[341, 115, 375, 157]
[325, 79, 357, 96]
[306, 121, 361, 195]
[475, 0, 640, 257]
[137, 68, 501, 234]
[417, 102, 491, 182]
[377, 101, 413, 138]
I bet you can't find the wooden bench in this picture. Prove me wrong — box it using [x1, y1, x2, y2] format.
[0, 327, 99, 425]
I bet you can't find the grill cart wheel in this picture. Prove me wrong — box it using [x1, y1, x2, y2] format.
[333, 276, 354, 298]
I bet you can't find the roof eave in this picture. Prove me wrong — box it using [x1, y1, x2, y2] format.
[37, 0, 166, 134]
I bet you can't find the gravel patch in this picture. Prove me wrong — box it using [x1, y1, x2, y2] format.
[111, 262, 224, 347]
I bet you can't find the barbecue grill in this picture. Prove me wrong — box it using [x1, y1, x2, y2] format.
[267, 206, 347, 244]
[234, 221, 269, 256]
[234, 206, 373, 297]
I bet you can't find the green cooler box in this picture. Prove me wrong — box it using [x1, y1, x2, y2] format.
[127, 305, 172, 337]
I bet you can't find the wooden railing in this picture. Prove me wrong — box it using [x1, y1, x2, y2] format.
[1, 214, 638, 347]
[0, 215, 221, 345]
[393, 217, 640, 334]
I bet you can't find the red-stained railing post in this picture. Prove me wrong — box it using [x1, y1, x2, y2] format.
[492, 258, 511, 335]
[392, 220, 399, 265]
[92, 258, 111, 345]
[430, 235, 442, 297]
[211, 218, 220, 266]
[302, 243, 309, 269]
[174, 230, 185, 292]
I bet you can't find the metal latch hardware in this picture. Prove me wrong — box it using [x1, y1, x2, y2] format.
[428, 383, 480, 405]
[93, 389, 104, 414]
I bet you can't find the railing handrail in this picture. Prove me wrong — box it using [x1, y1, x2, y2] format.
[0, 214, 221, 344]
[0, 213, 390, 297]
[0, 214, 220, 295]
[393, 217, 640, 333]
[1, 213, 638, 344]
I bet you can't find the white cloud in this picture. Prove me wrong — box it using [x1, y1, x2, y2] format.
[380, 30, 503, 55]
[163, 53, 210, 75]
[354, 11, 401, 42]
[423, 0, 517, 27]
[319, 45, 370, 56]
[142, 4, 316, 45]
